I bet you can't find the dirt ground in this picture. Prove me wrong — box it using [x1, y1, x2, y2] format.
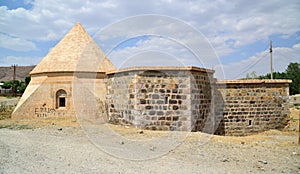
[0, 97, 299, 173]
[0, 119, 299, 173]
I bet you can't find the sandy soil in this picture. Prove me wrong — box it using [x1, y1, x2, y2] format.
[0, 121, 299, 174]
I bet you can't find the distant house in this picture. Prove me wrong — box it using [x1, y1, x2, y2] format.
[0, 83, 13, 95]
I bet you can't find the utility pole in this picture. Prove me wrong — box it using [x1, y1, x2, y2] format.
[12, 64, 16, 97]
[270, 40, 273, 79]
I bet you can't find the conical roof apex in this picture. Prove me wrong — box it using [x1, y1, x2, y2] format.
[31, 22, 116, 75]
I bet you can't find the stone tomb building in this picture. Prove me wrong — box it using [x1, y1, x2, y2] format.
[12, 23, 291, 136]
[12, 22, 116, 119]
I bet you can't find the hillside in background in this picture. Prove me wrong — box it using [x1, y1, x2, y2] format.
[0, 66, 35, 82]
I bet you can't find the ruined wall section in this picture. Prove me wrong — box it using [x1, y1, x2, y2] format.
[215, 80, 291, 136]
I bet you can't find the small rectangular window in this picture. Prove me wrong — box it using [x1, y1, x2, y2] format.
[59, 97, 65, 107]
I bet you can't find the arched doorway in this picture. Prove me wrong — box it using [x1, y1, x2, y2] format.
[56, 89, 67, 109]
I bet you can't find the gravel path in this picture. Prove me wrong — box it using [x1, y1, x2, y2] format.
[0, 126, 299, 174]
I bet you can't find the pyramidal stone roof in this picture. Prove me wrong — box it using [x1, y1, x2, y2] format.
[31, 22, 116, 75]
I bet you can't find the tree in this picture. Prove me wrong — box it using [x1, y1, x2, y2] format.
[0, 76, 31, 94]
[17, 83, 27, 93]
[2, 81, 13, 89]
[253, 62, 300, 95]
[25, 76, 31, 85]
[246, 71, 257, 79]
[285, 62, 300, 95]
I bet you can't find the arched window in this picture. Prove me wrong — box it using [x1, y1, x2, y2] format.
[56, 89, 67, 109]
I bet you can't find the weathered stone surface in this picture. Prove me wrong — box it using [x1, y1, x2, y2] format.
[106, 67, 214, 131]
[214, 80, 291, 136]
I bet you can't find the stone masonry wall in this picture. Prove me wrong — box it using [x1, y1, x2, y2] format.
[106, 67, 215, 131]
[190, 71, 214, 132]
[107, 69, 192, 131]
[215, 80, 291, 136]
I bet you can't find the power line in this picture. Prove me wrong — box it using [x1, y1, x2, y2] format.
[232, 51, 269, 79]
[236, 43, 270, 73]
[269, 47, 300, 72]
[275, 49, 300, 62]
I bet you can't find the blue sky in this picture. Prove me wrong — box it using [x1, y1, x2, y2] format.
[0, 0, 299, 79]
[221, 32, 300, 65]
[0, 0, 33, 10]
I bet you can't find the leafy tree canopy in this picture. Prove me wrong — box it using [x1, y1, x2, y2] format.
[247, 62, 300, 95]
[0, 76, 31, 93]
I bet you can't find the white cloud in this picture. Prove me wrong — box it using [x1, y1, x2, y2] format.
[0, 0, 125, 41]
[0, 33, 37, 51]
[1, 0, 299, 43]
[94, 15, 221, 71]
[215, 43, 300, 80]
[0, 0, 299, 73]
[292, 43, 300, 49]
[107, 36, 198, 69]
[198, 1, 300, 54]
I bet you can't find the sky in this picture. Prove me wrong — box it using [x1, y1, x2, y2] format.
[0, 0, 299, 79]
